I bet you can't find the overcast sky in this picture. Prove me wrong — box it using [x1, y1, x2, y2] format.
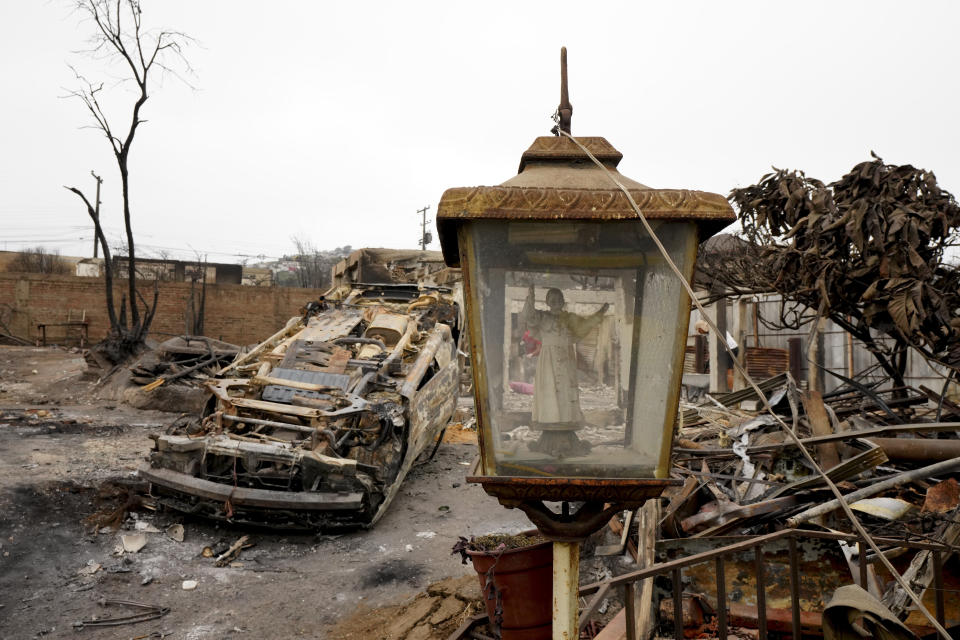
[1, 1, 958, 264]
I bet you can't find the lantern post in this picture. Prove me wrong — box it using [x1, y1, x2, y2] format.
[437, 49, 735, 638]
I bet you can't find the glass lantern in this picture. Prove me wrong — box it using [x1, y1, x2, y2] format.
[438, 135, 734, 512]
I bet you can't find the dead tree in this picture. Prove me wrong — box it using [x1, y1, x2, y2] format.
[185, 256, 207, 336]
[698, 155, 960, 388]
[289, 237, 351, 290]
[4, 247, 71, 275]
[63, 0, 194, 363]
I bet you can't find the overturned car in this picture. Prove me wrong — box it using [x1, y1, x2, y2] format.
[140, 279, 461, 529]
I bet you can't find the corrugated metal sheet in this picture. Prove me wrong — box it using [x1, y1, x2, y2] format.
[744, 347, 789, 379]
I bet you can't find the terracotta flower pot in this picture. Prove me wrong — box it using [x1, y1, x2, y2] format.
[467, 537, 553, 640]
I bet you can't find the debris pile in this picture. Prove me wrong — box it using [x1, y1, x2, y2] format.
[128, 336, 240, 391]
[668, 373, 960, 543]
[597, 372, 960, 637]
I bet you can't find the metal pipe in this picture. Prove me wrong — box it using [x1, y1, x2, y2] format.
[351, 371, 376, 396]
[580, 530, 792, 595]
[553, 541, 579, 640]
[675, 422, 960, 457]
[787, 457, 960, 526]
[867, 437, 960, 463]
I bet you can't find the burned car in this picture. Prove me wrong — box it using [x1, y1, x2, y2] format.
[140, 280, 461, 529]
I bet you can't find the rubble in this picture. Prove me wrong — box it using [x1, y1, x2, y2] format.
[670, 374, 960, 540]
[327, 574, 483, 640]
[131, 336, 240, 389]
[582, 372, 960, 638]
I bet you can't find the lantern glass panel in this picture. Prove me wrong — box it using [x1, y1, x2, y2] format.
[466, 219, 697, 479]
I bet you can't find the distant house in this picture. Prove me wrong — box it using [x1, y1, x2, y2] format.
[75, 257, 245, 285]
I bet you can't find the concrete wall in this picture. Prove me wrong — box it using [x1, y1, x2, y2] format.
[0, 273, 327, 346]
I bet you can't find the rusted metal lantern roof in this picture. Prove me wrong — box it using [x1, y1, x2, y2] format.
[437, 52, 736, 267]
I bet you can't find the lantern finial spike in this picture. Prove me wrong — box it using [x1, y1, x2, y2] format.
[554, 46, 572, 136]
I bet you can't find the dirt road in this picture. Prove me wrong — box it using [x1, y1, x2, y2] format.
[0, 346, 529, 639]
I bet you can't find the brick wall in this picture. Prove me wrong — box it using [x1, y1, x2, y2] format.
[0, 273, 327, 346]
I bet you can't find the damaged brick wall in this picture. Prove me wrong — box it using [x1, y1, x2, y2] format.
[0, 273, 328, 346]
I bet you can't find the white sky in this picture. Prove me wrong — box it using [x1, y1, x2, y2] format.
[1, 1, 958, 263]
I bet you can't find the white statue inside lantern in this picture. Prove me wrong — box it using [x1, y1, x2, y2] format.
[523, 284, 609, 457]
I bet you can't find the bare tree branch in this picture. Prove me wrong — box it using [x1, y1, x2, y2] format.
[698, 156, 960, 386]
[65, 185, 119, 330]
[64, 0, 195, 363]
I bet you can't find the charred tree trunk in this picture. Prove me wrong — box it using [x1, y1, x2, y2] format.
[63, 0, 194, 364]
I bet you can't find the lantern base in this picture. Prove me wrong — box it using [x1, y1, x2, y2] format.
[466, 475, 681, 540]
[514, 499, 622, 540]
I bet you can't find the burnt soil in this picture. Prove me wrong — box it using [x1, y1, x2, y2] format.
[0, 346, 532, 639]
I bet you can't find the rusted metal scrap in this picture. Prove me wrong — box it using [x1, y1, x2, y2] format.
[139, 279, 462, 529]
[589, 370, 960, 637]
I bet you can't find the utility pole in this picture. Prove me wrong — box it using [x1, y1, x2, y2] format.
[417, 205, 432, 250]
[91, 170, 103, 258]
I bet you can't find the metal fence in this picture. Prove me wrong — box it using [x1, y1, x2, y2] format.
[578, 528, 952, 640]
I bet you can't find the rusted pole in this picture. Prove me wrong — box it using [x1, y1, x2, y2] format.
[672, 567, 683, 640]
[788, 537, 801, 640]
[91, 170, 102, 258]
[933, 551, 945, 625]
[732, 298, 748, 390]
[707, 299, 729, 393]
[716, 555, 727, 640]
[788, 337, 802, 385]
[553, 541, 579, 640]
[755, 546, 767, 640]
[556, 47, 572, 135]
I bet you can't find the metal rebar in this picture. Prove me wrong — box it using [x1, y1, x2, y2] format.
[858, 538, 868, 589]
[755, 546, 767, 640]
[789, 537, 801, 640]
[672, 567, 683, 640]
[716, 555, 728, 640]
[933, 551, 945, 625]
